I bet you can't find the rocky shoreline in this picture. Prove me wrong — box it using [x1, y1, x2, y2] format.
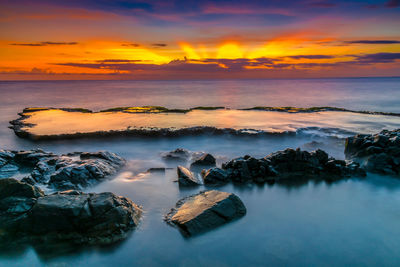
[171, 148, 366, 187]
[0, 128, 399, 250]
[0, 150, 125, 190]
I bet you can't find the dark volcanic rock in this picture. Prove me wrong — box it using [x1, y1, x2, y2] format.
[219, 148, 365, 184]
[0, 150, 125, 190]
[165, 190, 246, 236]
[345, 129, 400, 175]
[190, 153, 216, 167]
[177, 166, 201, 186]
[0, 179, 44, 231]
[202, 168, 229, 184]
[0, 179, 142, 245]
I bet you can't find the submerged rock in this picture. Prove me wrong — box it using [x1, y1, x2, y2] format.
[177, 166, 201, 186]
[161, 148, 190, 162]
[0, 150, 125, 190]
[0, 178, 142, 245]
[345, 129, 400, 175]
[218, 148, 365, 184]
[165, 190, 246, 236]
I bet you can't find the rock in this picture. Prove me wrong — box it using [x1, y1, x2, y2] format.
[0, 164, 19, 178]
[177, 166, 201, 186]
[190, 153, 216, 167]
[0, 178, 44, 200]
[162, 148, 190, 162]
[220, 148, 364, 184]
[27, 191, 142, 244]
[364, 153, 394, 174]
[0, 179, 44, 232]
[345, 129, 400, 175]
[202, 168, 228, 184]
[0, 150, 125, 190]
[0, 179, 142, 245]
[165, 190, 246, 236]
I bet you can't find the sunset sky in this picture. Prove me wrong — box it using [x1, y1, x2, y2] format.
[1, 0, 400, 80]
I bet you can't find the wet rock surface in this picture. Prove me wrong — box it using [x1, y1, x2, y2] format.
[0, 149, 125, 190]
[0, 178, 142, 245]
[345, 129, 400, 175]
[165, 190, 246, 236]
[202, 168, 229, 184]
[214, 148, 365, 184]
[177, 166, 201, 186]
[190, 153, 216, 168]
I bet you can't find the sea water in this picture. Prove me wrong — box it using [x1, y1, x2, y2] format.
[0, 78, 400, 266]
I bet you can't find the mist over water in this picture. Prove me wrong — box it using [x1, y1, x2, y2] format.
[1, 78, 400, 266]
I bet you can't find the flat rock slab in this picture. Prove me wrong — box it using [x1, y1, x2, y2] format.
[0, 149, 125, 190]
[165, 190, 246, 236]
[10, 107, 400, 140]
[0, 178, 142, 245]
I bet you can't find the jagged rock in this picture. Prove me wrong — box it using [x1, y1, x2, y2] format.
[190, 153, 216, 167]
[345, 129, 400, 175]
[177, 166, 201, 186]
[0, 179, 45, 230]
[0, 150, 125, 190]
[0, 179, 142, 245]
[202, 168, 229, 184]
[165, 190, 246, 236]
[220, 148, 365, 184]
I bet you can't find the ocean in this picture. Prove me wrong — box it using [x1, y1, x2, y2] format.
[1, 78, 400, 266]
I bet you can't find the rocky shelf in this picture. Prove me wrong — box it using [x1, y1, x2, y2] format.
[9, 106, 400, 140]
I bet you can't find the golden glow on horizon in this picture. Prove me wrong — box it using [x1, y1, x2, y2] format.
[217, 42, 244, 59]
[1, 37, 399, 77]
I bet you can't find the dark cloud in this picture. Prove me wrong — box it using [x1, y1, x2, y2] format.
[121, 43, 140, 47]
[10, 42, 78, 46]
[95, 59, 144, 63]
[352, 53, 400, 63]
[345, 40, 400, 44]
[286, 55, 335, 59]
[53, 52, 400, 74]
[385, 0, 400, 8]
[152, 43, 167, 47]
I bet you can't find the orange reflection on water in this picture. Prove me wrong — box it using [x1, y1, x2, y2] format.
[20, 109, 400, 137]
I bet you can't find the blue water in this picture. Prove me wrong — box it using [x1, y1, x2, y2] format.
[0, 78, 400, 266]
